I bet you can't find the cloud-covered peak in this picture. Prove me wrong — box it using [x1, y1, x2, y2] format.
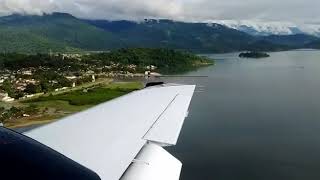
[212, 20, 320, 36]
[0, 0, 183, 20]
[0, 0, 56, 15]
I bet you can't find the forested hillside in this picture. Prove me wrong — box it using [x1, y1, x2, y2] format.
[0, 13, 122, 53]
[86, 19, 255, 52]
[0, 13, 319, 53]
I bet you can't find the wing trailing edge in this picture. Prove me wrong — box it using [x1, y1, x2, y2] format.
[143, 85, 195, 146]
[122, 85, 195, 180]
[121, 142, 182, 180]
[24, 84, 196, 180]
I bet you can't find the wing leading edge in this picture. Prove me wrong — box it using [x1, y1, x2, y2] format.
[25, 84, 196, 180]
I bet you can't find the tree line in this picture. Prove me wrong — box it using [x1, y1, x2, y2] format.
[0, 48, 213, 73]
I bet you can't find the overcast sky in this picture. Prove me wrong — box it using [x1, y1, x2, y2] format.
[0, 0, 319, 24]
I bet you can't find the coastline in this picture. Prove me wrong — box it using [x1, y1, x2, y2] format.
[2, 59, 214, 131]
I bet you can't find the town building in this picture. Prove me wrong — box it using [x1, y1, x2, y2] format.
[0, 92, 14, 102]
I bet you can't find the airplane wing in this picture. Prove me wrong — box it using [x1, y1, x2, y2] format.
[23, 84, 196, 180]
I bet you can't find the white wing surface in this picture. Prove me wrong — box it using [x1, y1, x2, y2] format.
[25, 84, 196, 180]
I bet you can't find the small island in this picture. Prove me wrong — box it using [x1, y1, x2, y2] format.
[239, 51, 270, 58]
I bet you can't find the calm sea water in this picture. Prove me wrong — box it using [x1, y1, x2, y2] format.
[167, 50, 320, 180]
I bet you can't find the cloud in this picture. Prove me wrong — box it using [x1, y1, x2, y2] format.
[66, 0, 183, 20]
[0, 0, 183, 20]
[0, 0, 319, 24]
[0, 0, 56, 15]
[181, 0, 320, 23]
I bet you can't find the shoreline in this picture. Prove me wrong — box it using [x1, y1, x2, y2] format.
[2, 62, 214, 131]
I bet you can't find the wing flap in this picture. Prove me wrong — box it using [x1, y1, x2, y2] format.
[143, 85, 195, 146]
[121, 142, 182, 180]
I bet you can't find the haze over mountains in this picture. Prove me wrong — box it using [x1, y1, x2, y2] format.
[0, 12, 319, 53]
[212, 20, 320, 37]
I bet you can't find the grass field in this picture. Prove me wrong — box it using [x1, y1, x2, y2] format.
[0, 101, 15, 109]
[6, 81, 143, 129]
[28, 87, 134, 106]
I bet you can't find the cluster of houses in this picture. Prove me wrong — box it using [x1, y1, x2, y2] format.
[61, 53, 83, 60]
[0, 69, 38, 92]
[0, 62, 159, 102]
[0, 70, 97, 102]
[0, 73, 12, 84]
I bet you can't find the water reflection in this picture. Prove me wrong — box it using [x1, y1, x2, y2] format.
[167, 50, 320, 180]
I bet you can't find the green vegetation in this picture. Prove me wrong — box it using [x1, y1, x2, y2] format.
[30, 70, 73, 93]
[307, 40, 320, 49]
[0, 13, 252, 53]
[1, 13, 317, 53]
[90, 19, 255, 53]
[239, 51, 270, 58]
[0, 28, 77, 54]
[84, 48, 213, 74]
[0, 13, 121, 53]
[0, 48, 213, 74]
[0, 53, 83, 70]
[27, 83, 141, 106]
[0, 79, 15, 97]
[4, 82, 143, 128]
[0, 105, 39, 124]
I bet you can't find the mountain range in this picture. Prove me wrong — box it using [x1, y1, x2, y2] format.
[0, 12, 319, 53]
[213, 20, 320, 37]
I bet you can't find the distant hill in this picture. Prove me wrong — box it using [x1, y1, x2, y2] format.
[0, 13, 122, 53]
[0, 28, 73, 53]
[0, 13, 319, 53]
[85, 19, 255, 52]
[214, 20, 320, 37]
[258, 34, 319, 48]
[245, 40, 292, 52]
[306, 40, 320, 49]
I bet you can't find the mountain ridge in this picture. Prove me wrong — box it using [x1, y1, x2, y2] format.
[213, 20, 320, 37]
[0, 13, 319, 53]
